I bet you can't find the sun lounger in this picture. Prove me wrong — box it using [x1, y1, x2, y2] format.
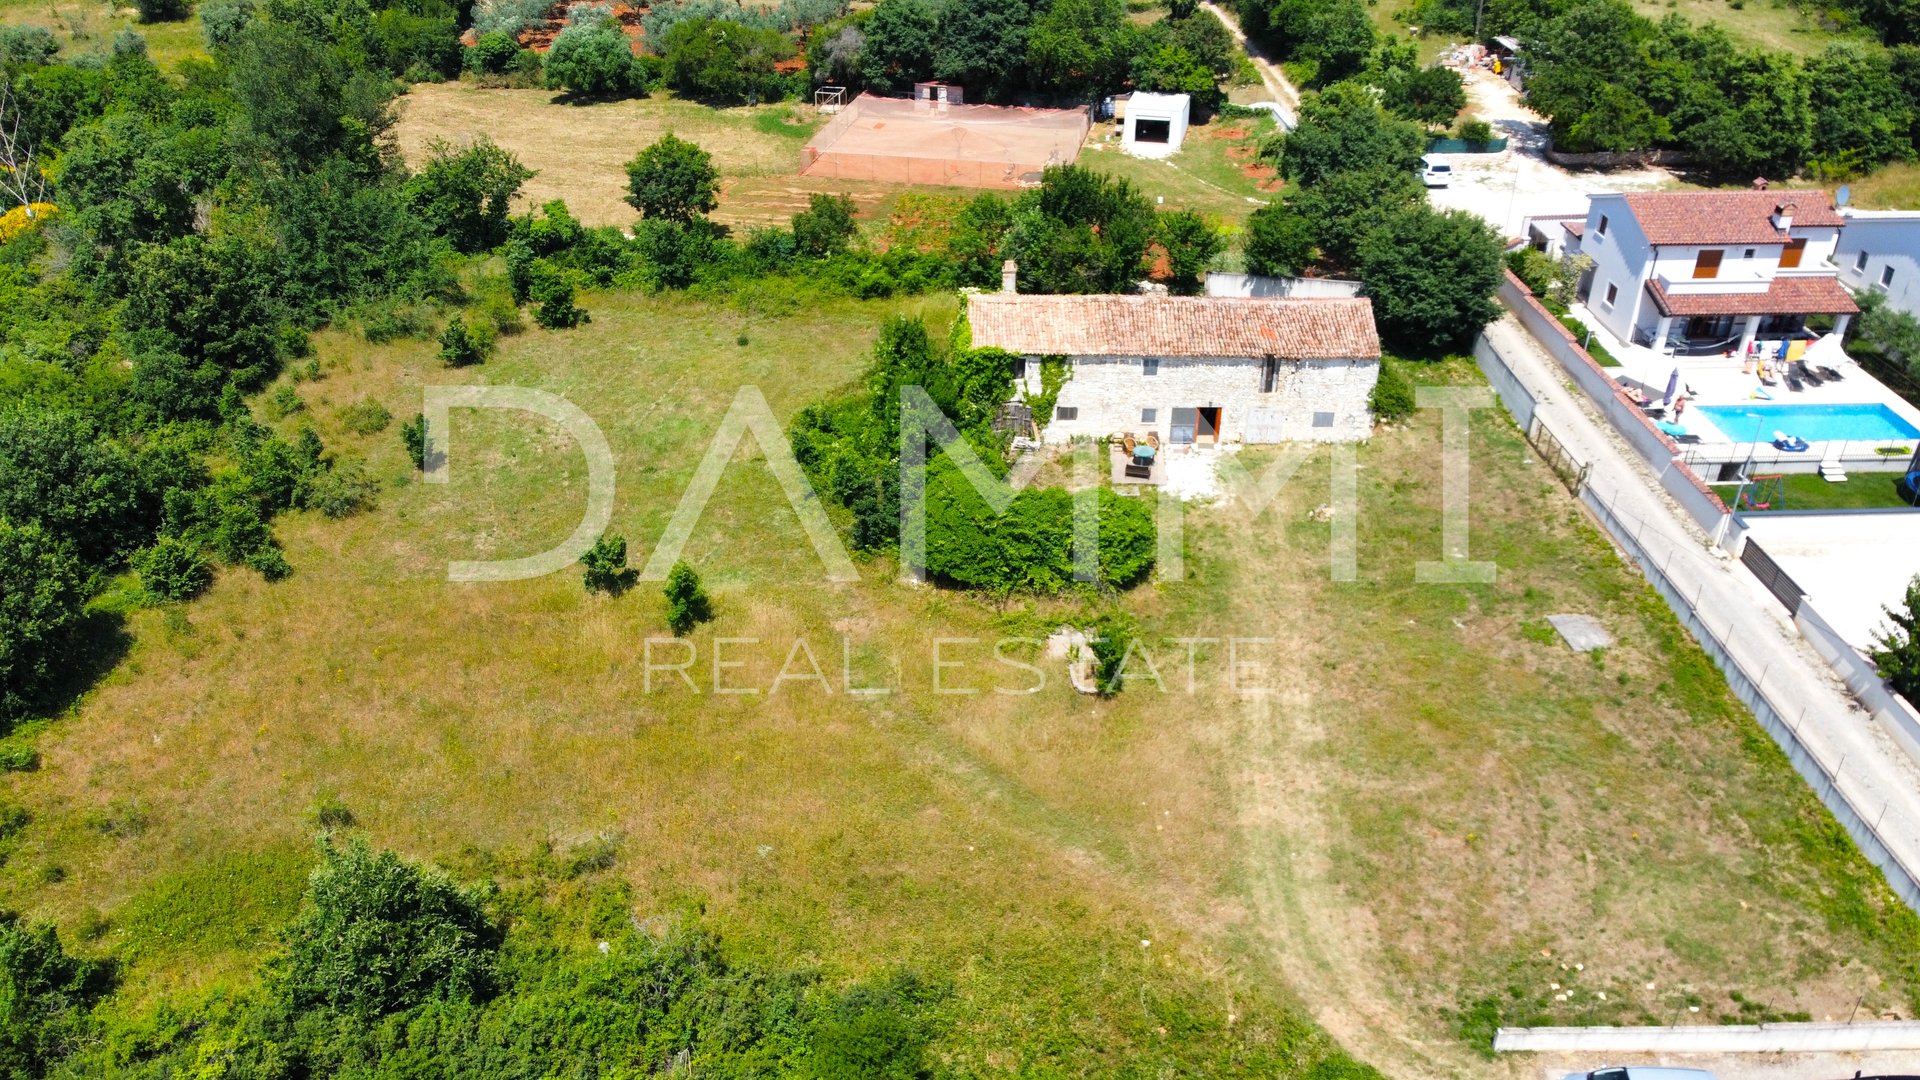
[1795, 361, 1823, 386]
[1785, 366, 1805, 392]
[1816, 365, 1844, 381]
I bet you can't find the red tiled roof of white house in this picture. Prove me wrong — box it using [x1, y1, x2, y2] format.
[965, 293, 1381, 359]
[1621, 190, 1846, 246]
[1646, 274, 1861, 317]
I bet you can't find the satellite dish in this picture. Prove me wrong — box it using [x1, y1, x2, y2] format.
[1836, 184, 1852, 208]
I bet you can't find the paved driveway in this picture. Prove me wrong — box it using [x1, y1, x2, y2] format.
[1425, 69, 1676, 238]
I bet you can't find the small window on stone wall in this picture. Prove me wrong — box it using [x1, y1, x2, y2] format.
[1142, 357, 1160, 376]
[1312, 411, 1335, 428]
[1141, 408, 1157, 423]
[1055, 405, 1078, 420]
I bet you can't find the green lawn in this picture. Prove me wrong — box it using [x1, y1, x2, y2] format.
[1716, 470, 1919, 511]
[0, 0, 206, 69]
[1080, 112, 1281, 238]
[4, 294, 1917, 1076]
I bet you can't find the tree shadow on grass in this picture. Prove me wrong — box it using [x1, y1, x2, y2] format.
[5, 610, 132, 737]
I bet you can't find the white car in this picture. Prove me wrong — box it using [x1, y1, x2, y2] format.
[1551, 1060, 1720, 1068]
[1420, 154, 1452, 188]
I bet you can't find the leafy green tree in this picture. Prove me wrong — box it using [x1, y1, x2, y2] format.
[1286, 165, 1425, 269]
[1356, 204, 1505, 354]
[0, 520, 85, 720]
[199, 0, 255, 48]
[1243, 200, 1315, 277]
[1873, 575, 1920, 701]
[932, 0, 1036, 101]
[792, 192, 858, 258]
[545, 13, 645, 97]
[0, 405, 146, 564]
[135, 534, 213, 601]
[222, 17, 396, 168]
[1004, 165, 1155, 294]
[857, 0, 938, 93]
[663, 560, 713, 634]
[405, 137, 535, 253]
[1277, 81, 1426, 187]
[1522, 0, 1665, 152]
[274, 839, 498, 1020]
[123, 233, 282, 386]
[1379, 64, 1465, 126]
[624, 133, 719, 222]
[1656, 25, 1811, 178]
[465, 29, 522, 73]
[1130, 43, 1219, 108]
[1806, 42, 1915, 170]
[659, 17, 794, 104]
[1153, 209, 1220, 295]
[582, 533, 637, 594]
[0, 912, 111, 1076]
[1163, 9, 1234, 76]
[1025, 0, 1131, 93]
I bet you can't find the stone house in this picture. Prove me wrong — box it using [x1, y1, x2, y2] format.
[966, 268, 1382, 446]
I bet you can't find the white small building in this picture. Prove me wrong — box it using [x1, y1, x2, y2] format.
[968, 265, 1381, 446]
[1120, 92, 1190, 158]
[1835, 207, 1920, 319]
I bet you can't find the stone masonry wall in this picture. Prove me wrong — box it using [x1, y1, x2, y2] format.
[1015, 354, 1378, 444]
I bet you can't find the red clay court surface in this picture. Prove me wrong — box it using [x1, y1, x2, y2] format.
[801, 93, 1092, 189]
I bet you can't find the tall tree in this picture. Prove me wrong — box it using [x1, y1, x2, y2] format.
[857, 0, 938, 94]
[623, 133, 719, 222]
[1806, 42, 1915, 169]
[1276, 80, 1426, 187]
[1356, 204, 1505, 354]
[934, 0, 1038, 100]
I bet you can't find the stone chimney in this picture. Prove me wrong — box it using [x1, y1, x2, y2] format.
[1772, 201, 1795, 232]
[1001, 259, 1018, 295]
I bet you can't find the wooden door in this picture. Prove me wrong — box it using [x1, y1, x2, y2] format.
[1692, 249, 1723, 279]
[1779, 238, 1806, 268]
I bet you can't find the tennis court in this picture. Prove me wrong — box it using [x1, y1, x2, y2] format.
[800, 93, 1091, 189]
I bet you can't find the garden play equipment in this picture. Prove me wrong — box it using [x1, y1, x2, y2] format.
[800, 92, 1091, 189]
[1738, 473, 1785, 511]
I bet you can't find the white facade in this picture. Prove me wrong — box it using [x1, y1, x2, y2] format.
[1121, 92, 1190, 159]
[1012, 354, 1378, 445]
[1575, 193, 1852, 354]
[1836, 209, 1920, 318]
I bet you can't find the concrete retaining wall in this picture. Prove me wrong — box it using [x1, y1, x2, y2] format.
[1472, 335, 1537, 430]
[1496, 1020, 1920, 1053]
[1795, 601, 1920, 764]
[1498, 271, 1734, 545]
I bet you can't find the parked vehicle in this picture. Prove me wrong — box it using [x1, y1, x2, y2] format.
[1420, 154, 1452, 187]
[1558, 1069, 1717, 1080]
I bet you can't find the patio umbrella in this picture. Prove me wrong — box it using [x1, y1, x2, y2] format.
[1663, 367, 1680, 406]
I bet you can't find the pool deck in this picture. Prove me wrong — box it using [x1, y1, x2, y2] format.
[1570, 307, 1920, 471]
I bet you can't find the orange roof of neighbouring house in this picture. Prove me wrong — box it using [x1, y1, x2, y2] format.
[1646, 275, 1860, 317]
[966, 293, 1380, 359]
[1621, 190, 1845, 246]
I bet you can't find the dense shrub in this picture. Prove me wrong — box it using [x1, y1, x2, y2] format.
[438, 316, 487, 367]
[1368, 358, 1415, 422]
[1873, 575, 1920, 702]
[275, 839, 499, 1019]
[405, 138, 535, 253]
[659, 16, 794, 103]
[338, 398, 393, 435]
[663, 559, 712, 632]
[401, 412, 428, 469]
[546, 11, 648, 97]
[301, 462, 379, 519]
[135, 534, 213, 601]
[0, 520, 86, 722]
[0, 912, 112, 1076]
[792, 193, 858, 258]
[582, 533, 637, 594]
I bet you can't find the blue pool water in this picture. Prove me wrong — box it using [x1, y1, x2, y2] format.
[1694, 403, 1920, 443]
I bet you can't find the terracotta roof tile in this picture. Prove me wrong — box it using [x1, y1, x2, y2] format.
[1646, 275, 1860, 317]
[1621, 190, 1845, 246]
[966, 293, 1380, 359]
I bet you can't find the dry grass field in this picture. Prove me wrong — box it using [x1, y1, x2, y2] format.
[394, 83, 912, 230]
[2, 283, 1917, 1075]
[0, 0, 205, 68]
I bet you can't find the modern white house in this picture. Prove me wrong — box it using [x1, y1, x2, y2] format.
[967, 263, 1381, 446]
[1567, 191, 1860, 357]
[1835, 207, 1920, 319]
[1119, 92, 1190, 158]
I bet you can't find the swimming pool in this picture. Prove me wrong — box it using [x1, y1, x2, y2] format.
[1693, 403, 1920, 443]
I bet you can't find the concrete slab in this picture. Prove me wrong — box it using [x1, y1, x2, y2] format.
[1738, 512, 1920, 651]
[1547, 613, 1614, 652]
